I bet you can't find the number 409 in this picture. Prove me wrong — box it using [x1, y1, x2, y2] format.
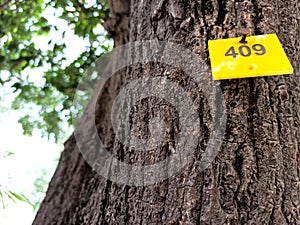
[225, 44, 266, 58]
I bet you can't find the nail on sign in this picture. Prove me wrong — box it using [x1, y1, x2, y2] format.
[208, 34, 294, 80]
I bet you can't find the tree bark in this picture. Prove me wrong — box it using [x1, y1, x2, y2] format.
[33, 0, 300, 224]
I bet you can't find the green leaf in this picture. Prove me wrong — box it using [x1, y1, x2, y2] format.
[0, 0, 113, 142]
[3, 151, 14, 158]
[6, 191, 35, 209]
[0, 191, 5, 208]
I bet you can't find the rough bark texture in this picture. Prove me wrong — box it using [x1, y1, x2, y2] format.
[33, 0, 300, 224]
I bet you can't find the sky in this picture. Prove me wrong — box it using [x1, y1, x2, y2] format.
[0, 107, 61, 225]
[0, 3, 97, 224]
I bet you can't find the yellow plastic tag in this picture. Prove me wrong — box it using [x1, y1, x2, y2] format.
[208, 33, 294, 80]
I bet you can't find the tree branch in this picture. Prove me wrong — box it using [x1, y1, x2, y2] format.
[0, 0, 12, 10]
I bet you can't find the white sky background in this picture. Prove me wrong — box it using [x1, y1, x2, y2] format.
[0, 108, 60, 225]
[0, 2, 100, 224]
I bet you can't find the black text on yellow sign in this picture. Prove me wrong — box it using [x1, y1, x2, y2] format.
[208, 34, 294, 80]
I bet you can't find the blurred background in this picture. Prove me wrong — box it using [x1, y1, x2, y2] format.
[0, 0, 112, 224]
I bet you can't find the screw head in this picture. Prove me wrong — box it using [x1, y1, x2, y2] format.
[241, 28, 251, 36]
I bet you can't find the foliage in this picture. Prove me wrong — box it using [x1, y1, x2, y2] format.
[31, 168, 48, 211]
[0, 151, 35, 209]
[0, 187, 35, 209]
[0, 0, 113, 142]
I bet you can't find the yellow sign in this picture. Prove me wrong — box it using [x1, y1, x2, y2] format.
[208, 34, 294, 80]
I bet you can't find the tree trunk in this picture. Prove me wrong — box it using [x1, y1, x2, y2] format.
[33, 0, 300, 224]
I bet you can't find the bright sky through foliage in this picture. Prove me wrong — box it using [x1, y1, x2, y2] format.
[0, 108, 60, 225]
[0, 3, 99, 224]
